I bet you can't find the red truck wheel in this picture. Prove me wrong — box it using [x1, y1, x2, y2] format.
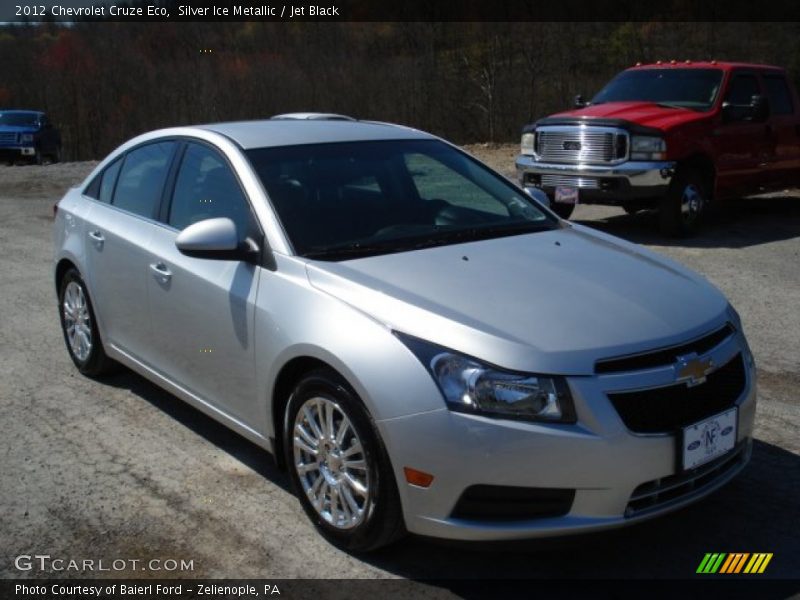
[550, 203, 575, 219]
[659, 168, 709, 237]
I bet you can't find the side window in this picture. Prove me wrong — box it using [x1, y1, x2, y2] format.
[725, 74, 760, 105]
[168, 143, 254, 241]
[99, 158, 123, 204]
[112, 141, 175, 219]
[763, 75, 794, 115]
[84, 157, 122, 203]
[405, 152, 509, 217]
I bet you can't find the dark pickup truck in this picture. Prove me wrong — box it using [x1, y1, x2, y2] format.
[0, 110, 62, 165]
[516, 61, 800, 235]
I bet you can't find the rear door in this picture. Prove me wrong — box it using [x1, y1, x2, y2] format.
[761, 70, 800, 189]
[713, 70, 771, 198]
[83, 141, 177, 361]
[146, 141, 262, 424]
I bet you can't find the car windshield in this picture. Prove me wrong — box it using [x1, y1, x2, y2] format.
[0, 112, 39, 126]
[246, 139, 556, 260]
[591, 68, 724, 111]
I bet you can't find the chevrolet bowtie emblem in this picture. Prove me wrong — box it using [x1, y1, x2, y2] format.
[675, 353, 714, 387]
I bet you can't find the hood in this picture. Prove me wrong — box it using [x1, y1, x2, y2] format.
[551, 101, 710, 132]
[305, 225, 729, 375]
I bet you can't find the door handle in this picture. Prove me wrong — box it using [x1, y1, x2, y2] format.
[88, 230, 104, 247]
[149, 262, 172, 282]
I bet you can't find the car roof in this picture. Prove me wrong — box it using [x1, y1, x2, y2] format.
[195, 119, 436, 150]
[628, 61, 785, 72]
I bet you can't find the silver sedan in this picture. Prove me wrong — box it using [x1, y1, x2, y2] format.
[53, 114, 756, 551]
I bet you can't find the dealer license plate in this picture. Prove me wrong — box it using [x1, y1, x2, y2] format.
[682, 407, 737, 470]
[554, 185, 578, 205]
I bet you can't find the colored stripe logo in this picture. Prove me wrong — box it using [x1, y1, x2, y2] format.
[697, 553, 773, 574]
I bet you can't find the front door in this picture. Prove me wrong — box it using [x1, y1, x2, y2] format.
[146, 141, 262, 424]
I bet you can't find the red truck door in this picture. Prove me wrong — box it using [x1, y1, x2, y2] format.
[713, 71, 772, 199]
[761, 71, 800, 190]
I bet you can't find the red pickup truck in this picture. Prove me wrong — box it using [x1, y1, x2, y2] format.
[516, 61, 800, 235]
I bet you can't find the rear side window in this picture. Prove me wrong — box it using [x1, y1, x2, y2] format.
[763, 75, 794, 115]
[84, 157, 122, 203]
[168, 143, 254, 241]
[112, 141, 175, 219]
[725, 74, 760, 105]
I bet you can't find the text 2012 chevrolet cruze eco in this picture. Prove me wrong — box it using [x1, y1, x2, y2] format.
[54, 114, 756, 551]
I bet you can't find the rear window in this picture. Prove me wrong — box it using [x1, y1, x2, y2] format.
[763, 75, 794, 115]
[111, 142, 175, 219]
[85, 157, 123, 203]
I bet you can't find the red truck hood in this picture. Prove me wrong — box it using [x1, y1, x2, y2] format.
[552, 101, 710, 131]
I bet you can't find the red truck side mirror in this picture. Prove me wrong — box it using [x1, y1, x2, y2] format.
[750, 94, 770, 121]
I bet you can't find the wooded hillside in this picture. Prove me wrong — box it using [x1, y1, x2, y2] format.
[2, 21, 799, 160]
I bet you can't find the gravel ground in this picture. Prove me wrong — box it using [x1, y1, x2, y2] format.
[0, 154, 798, 586]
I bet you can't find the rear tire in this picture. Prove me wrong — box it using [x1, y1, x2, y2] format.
[58, 268, 116, 377]
[658, 168, 710, 237]
[283, 368, 405, 552]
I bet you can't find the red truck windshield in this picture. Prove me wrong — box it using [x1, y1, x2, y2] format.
[591, 68, 724, 111]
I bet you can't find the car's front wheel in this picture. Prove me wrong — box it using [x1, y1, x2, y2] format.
[550, 202, 575, 219]
[659, 168, 709, 237]
[284, 369, 404, 552]
[58, 268, 116, 376]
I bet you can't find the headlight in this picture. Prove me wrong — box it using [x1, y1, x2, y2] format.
[630, 135, 666, 160]
[21, 134, 34, 143]
[397, 333, 576, 423]
[520, 132, 535, 156]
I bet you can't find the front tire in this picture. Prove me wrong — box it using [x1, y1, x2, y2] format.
[659, 168, 709, 237]
[58, 268, 116, 377]
[284, 369, 404, 552]
[550, 202, 575, 219]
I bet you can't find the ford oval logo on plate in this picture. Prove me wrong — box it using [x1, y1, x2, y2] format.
[563, 141, 581, 151]
[721, 425, 734, 436]
[687, 440, 701, 451]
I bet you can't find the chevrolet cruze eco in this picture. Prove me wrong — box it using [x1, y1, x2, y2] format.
[53, 114, 756, 551]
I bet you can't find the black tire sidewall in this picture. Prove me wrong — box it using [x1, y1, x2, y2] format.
[283, 371, 401, 552]
[550, 202, 575, 220]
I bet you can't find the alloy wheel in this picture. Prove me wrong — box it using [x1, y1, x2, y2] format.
[292, 396, 370, 530]
[63, 281, 93, 362]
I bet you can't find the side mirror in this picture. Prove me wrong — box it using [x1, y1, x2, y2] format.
[750, 94, 770, 121]
[574, 94, 587, 109]
[175, 217, 259, 262]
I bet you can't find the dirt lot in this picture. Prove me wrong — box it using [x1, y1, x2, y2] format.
[0, 150, 798, 586]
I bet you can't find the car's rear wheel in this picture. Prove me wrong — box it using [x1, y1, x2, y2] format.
[58, 268, 116, 376]
[659, 168, 709, 237]
[284, 369, 404, 552]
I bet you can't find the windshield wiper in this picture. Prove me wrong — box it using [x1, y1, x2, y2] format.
[302, 222, 553, 261]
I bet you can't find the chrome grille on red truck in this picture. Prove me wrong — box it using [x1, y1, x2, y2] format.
[535, 126, 628, 165]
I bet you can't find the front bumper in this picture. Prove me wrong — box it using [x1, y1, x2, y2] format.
[0, 147, 37, 159]
[515, 155, 676, 206]
[377, 331, 756, 541]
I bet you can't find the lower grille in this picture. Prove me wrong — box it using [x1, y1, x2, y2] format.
[0, 132, 17, 144]
[626, 441, 749, 517]
[541, 174, 600, 189]
[451, 485, 575, 521]
[608, 354, 746, 434]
